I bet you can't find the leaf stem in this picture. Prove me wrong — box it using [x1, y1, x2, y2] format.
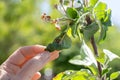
[90, 36, 104, 80]
[83, 0, 88, 7]
[60, 3, 66, 14]
[85, 7, 104, 79]
[72, 0, 74, 7]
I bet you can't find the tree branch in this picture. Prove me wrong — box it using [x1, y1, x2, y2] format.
[90, 36, 104, 80]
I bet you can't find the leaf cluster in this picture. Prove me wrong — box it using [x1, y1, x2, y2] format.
[53, 43, 120, 80]
[41, 0, 120, 80]
[45, 0, 112, 52]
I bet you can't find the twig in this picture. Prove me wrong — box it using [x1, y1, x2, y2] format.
[90, 36, 104, 80]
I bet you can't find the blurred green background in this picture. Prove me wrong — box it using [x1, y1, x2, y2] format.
[0, 0, 120, 80]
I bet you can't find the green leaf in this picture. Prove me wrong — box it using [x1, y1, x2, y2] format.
[94, 4, 112, 42]
[102, 9, 112, 27]
[83, 22, 99, 40]
[69, 56, 98, 76]
[94, 2, 107, 20]
[103, 49, 120, 61]
[103, 9, 111, 22]
[69, 41, 97, 66]
[88, 64, 98, 76]
[53, 72, 64, 80]
[46, 32, 72, 52]
[70, 22, 78, 38]
[98, 9, 112, 42]
[66, 7, 78, 19]
[71, 25, 77, 37]
[102, 68, 111, 77]
[69, 41, 98, 75]
[53, 70, 96, 80]
[69, 55, 93, 66]
[98, 24, 108, 42]
[96, 53, 106, 65]
[110, 71, 120, 80]
[89, 0, 98, 7]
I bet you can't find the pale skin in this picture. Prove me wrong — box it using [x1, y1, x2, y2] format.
[0, 45, 59, 80]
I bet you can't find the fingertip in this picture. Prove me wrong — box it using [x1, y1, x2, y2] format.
[32, 72, 41, 80]
[49, 51, 60, 61]
[36, 72, 41, 78]
[53, 51, 60, 59]
[52, 50, 60, 54]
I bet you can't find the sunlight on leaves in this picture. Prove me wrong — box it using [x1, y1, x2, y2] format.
[53, 70, 96, 80]
[89, 0, 98, 7]
[94, 2, 107, 20]
[96, 53, 106, 65]
[110, 71, 120, 80]
[53, 72, 64, 80]
[103, 49, 120, 61]
[69, 41, 97, 66]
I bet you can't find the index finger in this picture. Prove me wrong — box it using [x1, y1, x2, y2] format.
[6, 45, 46, 67]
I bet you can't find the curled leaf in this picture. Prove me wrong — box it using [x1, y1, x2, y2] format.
[98, 24, 107, 42]
[82, 22, 99, 41]
[46, 32, 72, 52]
[70, 23, 78, 38]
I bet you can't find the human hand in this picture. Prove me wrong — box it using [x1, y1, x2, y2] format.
[0, 45, 59, 80]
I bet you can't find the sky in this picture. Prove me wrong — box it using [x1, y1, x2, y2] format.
[40, 0, 120, 27]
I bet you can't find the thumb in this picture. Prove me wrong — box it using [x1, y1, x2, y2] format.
[13, 51, 50, 80]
